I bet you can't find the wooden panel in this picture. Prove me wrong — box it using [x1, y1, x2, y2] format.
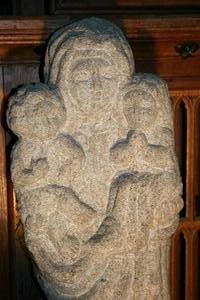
[170, 90, 200, 300]
[49, 0, 200, 14]
[3, 65, 40, 96]
[12, 0, 45, 16]
[0, 66, 10, 300]
[51, 0, 200, 8]
[195, 232, 200, 299]
[0, 16, 200, 90]
[171, 221, 200, 300]
[0, 0, 12, 15]
[194, 102, 200, 219]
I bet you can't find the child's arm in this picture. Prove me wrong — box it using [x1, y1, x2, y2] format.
[11, 141, 49, 187]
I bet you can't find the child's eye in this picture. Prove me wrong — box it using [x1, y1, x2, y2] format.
[74, 72, 90, 81]
[101, 73, 112, 79]
[127, 107, 135, 113]
[100, 70, 115, 80]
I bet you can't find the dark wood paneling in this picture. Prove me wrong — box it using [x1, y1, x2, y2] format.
[49, 0, 200, 12]
[0, 16, 200, 89]
[0, 66, 10, 300]
[171, 91, 200, 300]
[0, 0, 12, 15]
[51, 0, 200, 8]
[1, 0, 200, 17]
[12, 0, 45, 16]
[49, 0, 200, 14]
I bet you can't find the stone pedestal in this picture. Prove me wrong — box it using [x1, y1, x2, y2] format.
[7, 17, 183, 299]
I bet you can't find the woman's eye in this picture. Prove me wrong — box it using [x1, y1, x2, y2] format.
[101, 72, 114, 80]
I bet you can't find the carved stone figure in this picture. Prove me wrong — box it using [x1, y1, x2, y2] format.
[7, 17, 183, 300]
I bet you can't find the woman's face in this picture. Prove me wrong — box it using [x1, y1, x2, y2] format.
[123, 89, 158, 130]
[68, 57, 119, 110]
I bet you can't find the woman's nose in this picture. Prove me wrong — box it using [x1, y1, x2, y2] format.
[91, 71, 103, 90]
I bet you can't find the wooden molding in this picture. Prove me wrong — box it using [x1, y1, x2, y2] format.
[49, 0, 200, 15]
[0, 16, 200, 44]
[0, 17, 199, 90]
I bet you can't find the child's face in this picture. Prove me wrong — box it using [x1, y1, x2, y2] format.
[9, 94, 65, 139]
[68, 57, 119, 110]
[123, 89, 158, 131]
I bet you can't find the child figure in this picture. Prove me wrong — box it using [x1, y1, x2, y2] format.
[111, 73, 179, 176]
[110, 74, 183, 299]
[111, 72, 183, 219]
[8, 83, 98, 272]
[7, 83, 67, 191]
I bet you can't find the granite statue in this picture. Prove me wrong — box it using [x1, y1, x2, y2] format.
[7, 17, 183, 300]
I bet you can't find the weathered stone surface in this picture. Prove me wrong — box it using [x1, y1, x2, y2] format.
[7, 17, 183, 299]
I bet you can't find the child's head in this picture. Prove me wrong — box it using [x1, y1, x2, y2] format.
[123, 88, 157, 132]
[123, 74, 173, 133]
[7, 83, 66, 140]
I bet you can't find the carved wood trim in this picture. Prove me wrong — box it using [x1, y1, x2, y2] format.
[0, 16, 200, 43]
[171, 220, 200, 300]
[170, 90, 200, 300]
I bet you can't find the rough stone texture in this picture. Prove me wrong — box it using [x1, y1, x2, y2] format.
[7, 17, 183, 300]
